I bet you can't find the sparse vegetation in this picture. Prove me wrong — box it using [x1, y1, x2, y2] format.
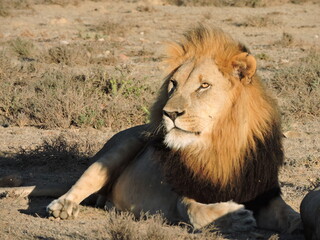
[0, 0, 30, 16]
[47, 45, 73, 65]
[0, 41, 154, 130]
[164, 0, 263, 7]
[93, 20, 127, 37]
[256, 52, 271, 60]
[105, 210, 222, 240]
[77, 20, 129, 41]
[237, 15, 279, 27]
[164, 0, 318, 7]
[0, 0, 80, 16]
[274, 32, 294, 47]
[38, 0, 81, 6]
[0, 0, 317, 18]
[268, 51, 320, 121]
[13, 135, 92, 170]
[0, 0, 10, 17]
[10, 38, 34, 59]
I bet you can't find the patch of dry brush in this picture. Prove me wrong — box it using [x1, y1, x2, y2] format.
[0, 38, 153, 130]
[105, 210, 223, 240]
[164, 0, 318, 7]
[268, 51, 320, 122]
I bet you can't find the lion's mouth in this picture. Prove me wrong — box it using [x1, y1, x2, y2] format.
[163, 117, 201, 135]
[170, 126, 201, 135]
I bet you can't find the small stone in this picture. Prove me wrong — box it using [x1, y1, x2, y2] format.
[119, 54, 129, 62]
[50, 17, 68, 25]
[281, 59, 289, 63]
[60, 40, 69, 45]
[283, 131, 303, 138]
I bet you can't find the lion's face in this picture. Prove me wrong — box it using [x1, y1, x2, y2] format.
[163, 58, 231, 150]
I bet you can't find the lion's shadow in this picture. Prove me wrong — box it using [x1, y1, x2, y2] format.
[19, 196, 52, 218]
[18, 193, 99, 218]
[0, 135, 94, 218]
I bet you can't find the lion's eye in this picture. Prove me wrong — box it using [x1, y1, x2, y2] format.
[170, 79, 177, 88]
[169, 79, 177, 90]
[196, 82, 211, 94]
[168, 79, 177, 96]
[200, 82, 210, 89]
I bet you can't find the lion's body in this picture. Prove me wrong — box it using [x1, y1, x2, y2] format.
[44, 26, 302, 233]
[110, 141, 180, 219]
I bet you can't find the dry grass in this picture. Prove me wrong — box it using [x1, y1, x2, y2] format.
[0, 0, 99, 17]
[47, 46, 73, 65]
[13, 135, 92, 170]
[164, 0, 318, 7]
[10, 38, 35, 59]
[0, 35, 318, 131]
[0, 134, 96, 187]
[0, 0, 317, 17]
[92, 20, 128, 38]
[0, 0, 10, 17]
[78, 20, 129, 41]
[237, 15, 279, 27]
[0, 38, 153, 130]
[0, 0, 80, 16]
[37, 0, 82, 6]
[274, 32, 294, 47]
[0, 0, 317, 134]
[268, 51, 320, 122]
[255, 52, 271, 61]
[2, 0, 28, 7]
[105, 210, 223, 240]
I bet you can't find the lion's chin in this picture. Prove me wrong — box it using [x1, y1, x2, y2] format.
[164, 128, 200, 150]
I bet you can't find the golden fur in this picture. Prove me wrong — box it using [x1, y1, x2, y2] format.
[151, 25, 283, 202]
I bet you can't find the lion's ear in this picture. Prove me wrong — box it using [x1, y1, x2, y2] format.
[231, 53, 257, 84]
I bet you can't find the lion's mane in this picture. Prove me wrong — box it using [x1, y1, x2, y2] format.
[150, 25, 284, 207]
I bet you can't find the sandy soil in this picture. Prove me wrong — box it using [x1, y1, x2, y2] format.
[0, 1, 319, 239]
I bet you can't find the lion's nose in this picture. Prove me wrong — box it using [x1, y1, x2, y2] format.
[163, 110, 185, 121]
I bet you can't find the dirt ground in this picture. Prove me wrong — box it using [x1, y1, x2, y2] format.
[0, 1, 319, 239]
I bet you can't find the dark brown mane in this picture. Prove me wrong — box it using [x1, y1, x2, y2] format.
[155, 120, 283, 205]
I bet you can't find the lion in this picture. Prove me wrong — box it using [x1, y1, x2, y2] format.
[3, 25, 302, 233]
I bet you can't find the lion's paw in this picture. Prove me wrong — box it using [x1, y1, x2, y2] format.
[229, 208, 256, 232]
[47, 198, 79, 220]
[215, 203, 256, 233]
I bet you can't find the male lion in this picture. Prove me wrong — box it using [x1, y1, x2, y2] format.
[43, 26, 301, 233]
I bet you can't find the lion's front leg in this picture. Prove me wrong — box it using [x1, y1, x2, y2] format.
[47, 125, 148, 219]
[47, 161, 110, 219]
[177, 197, 256, 232]
[255, 195, 302, 233]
